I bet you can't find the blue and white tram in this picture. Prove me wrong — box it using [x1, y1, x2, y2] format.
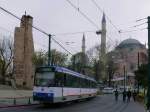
[33, 66, 98, 103]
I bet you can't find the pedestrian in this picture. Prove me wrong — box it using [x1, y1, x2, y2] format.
[132, 90, 137, 101]
[127, 90, 131, 102]
[114, 89, 119, 102]
[122, 90, 126, 102]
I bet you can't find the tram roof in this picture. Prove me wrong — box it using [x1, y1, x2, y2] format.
[37, 66, 96, 82]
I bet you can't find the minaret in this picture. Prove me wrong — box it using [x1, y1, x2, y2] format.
[82, 34, 86, 74]
[82, 34, 86, 54]
[100, 13, 106, 81]
[101, 13, 106, 56]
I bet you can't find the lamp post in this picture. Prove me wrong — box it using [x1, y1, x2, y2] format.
[123, 65, 126, 91]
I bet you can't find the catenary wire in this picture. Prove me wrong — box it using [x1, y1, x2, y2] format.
[65, 0, 100, 29]
[119, 28, 147, 33]
[91, 0, 120, 34]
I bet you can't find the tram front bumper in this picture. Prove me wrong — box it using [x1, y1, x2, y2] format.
[33, 92, 54, 102]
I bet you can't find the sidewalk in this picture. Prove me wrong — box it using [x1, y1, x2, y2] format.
[0, 89, 38, 107]
[124, 101, 145, 112]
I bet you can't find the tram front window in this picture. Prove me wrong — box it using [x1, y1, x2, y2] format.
[35, 72, 55, 87]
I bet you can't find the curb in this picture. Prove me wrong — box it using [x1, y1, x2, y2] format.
[0, 103, 39, 108]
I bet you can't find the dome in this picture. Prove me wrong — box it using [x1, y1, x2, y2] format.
[117, 38, 145, 49]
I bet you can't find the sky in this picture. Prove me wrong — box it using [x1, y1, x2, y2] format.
[0, 0, 149, 55]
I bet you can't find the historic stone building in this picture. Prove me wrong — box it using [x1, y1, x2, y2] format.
[14, 15, 34, 89]
[110, 38, 147, 88]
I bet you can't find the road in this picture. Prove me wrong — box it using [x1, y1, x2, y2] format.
[0, 94, 145, 112]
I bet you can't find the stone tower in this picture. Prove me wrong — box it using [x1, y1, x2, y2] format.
[14, 15, 34, 89]
[100, 13, 106, 81]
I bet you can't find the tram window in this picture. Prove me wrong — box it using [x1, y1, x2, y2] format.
[55, 72, 64, 87]
[35, 72, 55, 87]
[85, 79, 87, 88]
[90, 81, 92, 88]
[82, 79, 86, 88]
[80, 78, 84, 88]
[65, 75, 73, 87]
[65, 75, 79, 88]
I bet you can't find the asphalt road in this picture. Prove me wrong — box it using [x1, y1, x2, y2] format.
[0, 94, 145, 112]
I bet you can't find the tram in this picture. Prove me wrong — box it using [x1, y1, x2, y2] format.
[33, 66, 98, 103]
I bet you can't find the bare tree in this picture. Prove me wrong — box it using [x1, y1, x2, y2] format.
[32, 50, 47, 67]
[32, 49, 68, 67]
[0, 37, 13, 84]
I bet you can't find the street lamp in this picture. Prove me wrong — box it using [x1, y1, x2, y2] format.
[123, 65, 126, 91]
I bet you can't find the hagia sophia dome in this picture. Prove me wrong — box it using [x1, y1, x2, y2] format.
[116, 38, 145, 49]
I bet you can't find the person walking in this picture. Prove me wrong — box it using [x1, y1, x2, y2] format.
[127, 90, 131, 102]
[122, 90, 126, 102]
[114, 89, 119, 102]
[132, 90, 137, 101]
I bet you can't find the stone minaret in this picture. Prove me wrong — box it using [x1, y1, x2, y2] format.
[14, 15, 34, 89]
[100, 13, 106, 81]
[82, 34, 86, 74]
[82, 34, 86, 54]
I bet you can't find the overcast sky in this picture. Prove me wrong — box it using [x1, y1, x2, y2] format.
[0, 0, 149, 55]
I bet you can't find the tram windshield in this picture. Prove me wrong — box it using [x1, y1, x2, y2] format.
[35, 72, 55, 87]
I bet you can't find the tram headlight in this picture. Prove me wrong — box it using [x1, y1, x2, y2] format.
[48, 93, 51, 97]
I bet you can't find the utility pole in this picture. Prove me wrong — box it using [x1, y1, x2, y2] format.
[137, 52, 140, 93]
[48, 34, 51, 66]
[123, 65, 126, 91]
[147, 16, 150, 110]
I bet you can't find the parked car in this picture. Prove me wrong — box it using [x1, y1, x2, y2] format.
[102, 87, 114, 94]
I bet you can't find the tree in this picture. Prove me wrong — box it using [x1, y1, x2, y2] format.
[32, 50, 47, 67]
[106, 52, 117, 86]
[0, 38, 13, 84]
[51, 49, 68, 66]
[69, 52, 89, 73]
[135, 64, 148, 88]
[32, 49, 68, 67]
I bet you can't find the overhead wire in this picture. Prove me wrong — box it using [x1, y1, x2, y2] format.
[65, 0, 100, 29]
[91, 0, 120, 34]
[119, 28, 147, 33]
[136, 17, 147, 22]
[132, 22, 147, 28]
[0, 6, 73, 56]
[119, 22, 147, 30]
[53, 30, 97, 36]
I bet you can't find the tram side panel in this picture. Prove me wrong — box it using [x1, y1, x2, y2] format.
[62, 87, 80, 101]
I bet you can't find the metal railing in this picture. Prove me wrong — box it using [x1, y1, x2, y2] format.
[0, 96, 38, 107]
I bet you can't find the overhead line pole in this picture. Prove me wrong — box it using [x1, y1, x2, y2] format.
[48, 34, 51, 66]
[123, 65, 126, 91]
[147, 16, 150, 111]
